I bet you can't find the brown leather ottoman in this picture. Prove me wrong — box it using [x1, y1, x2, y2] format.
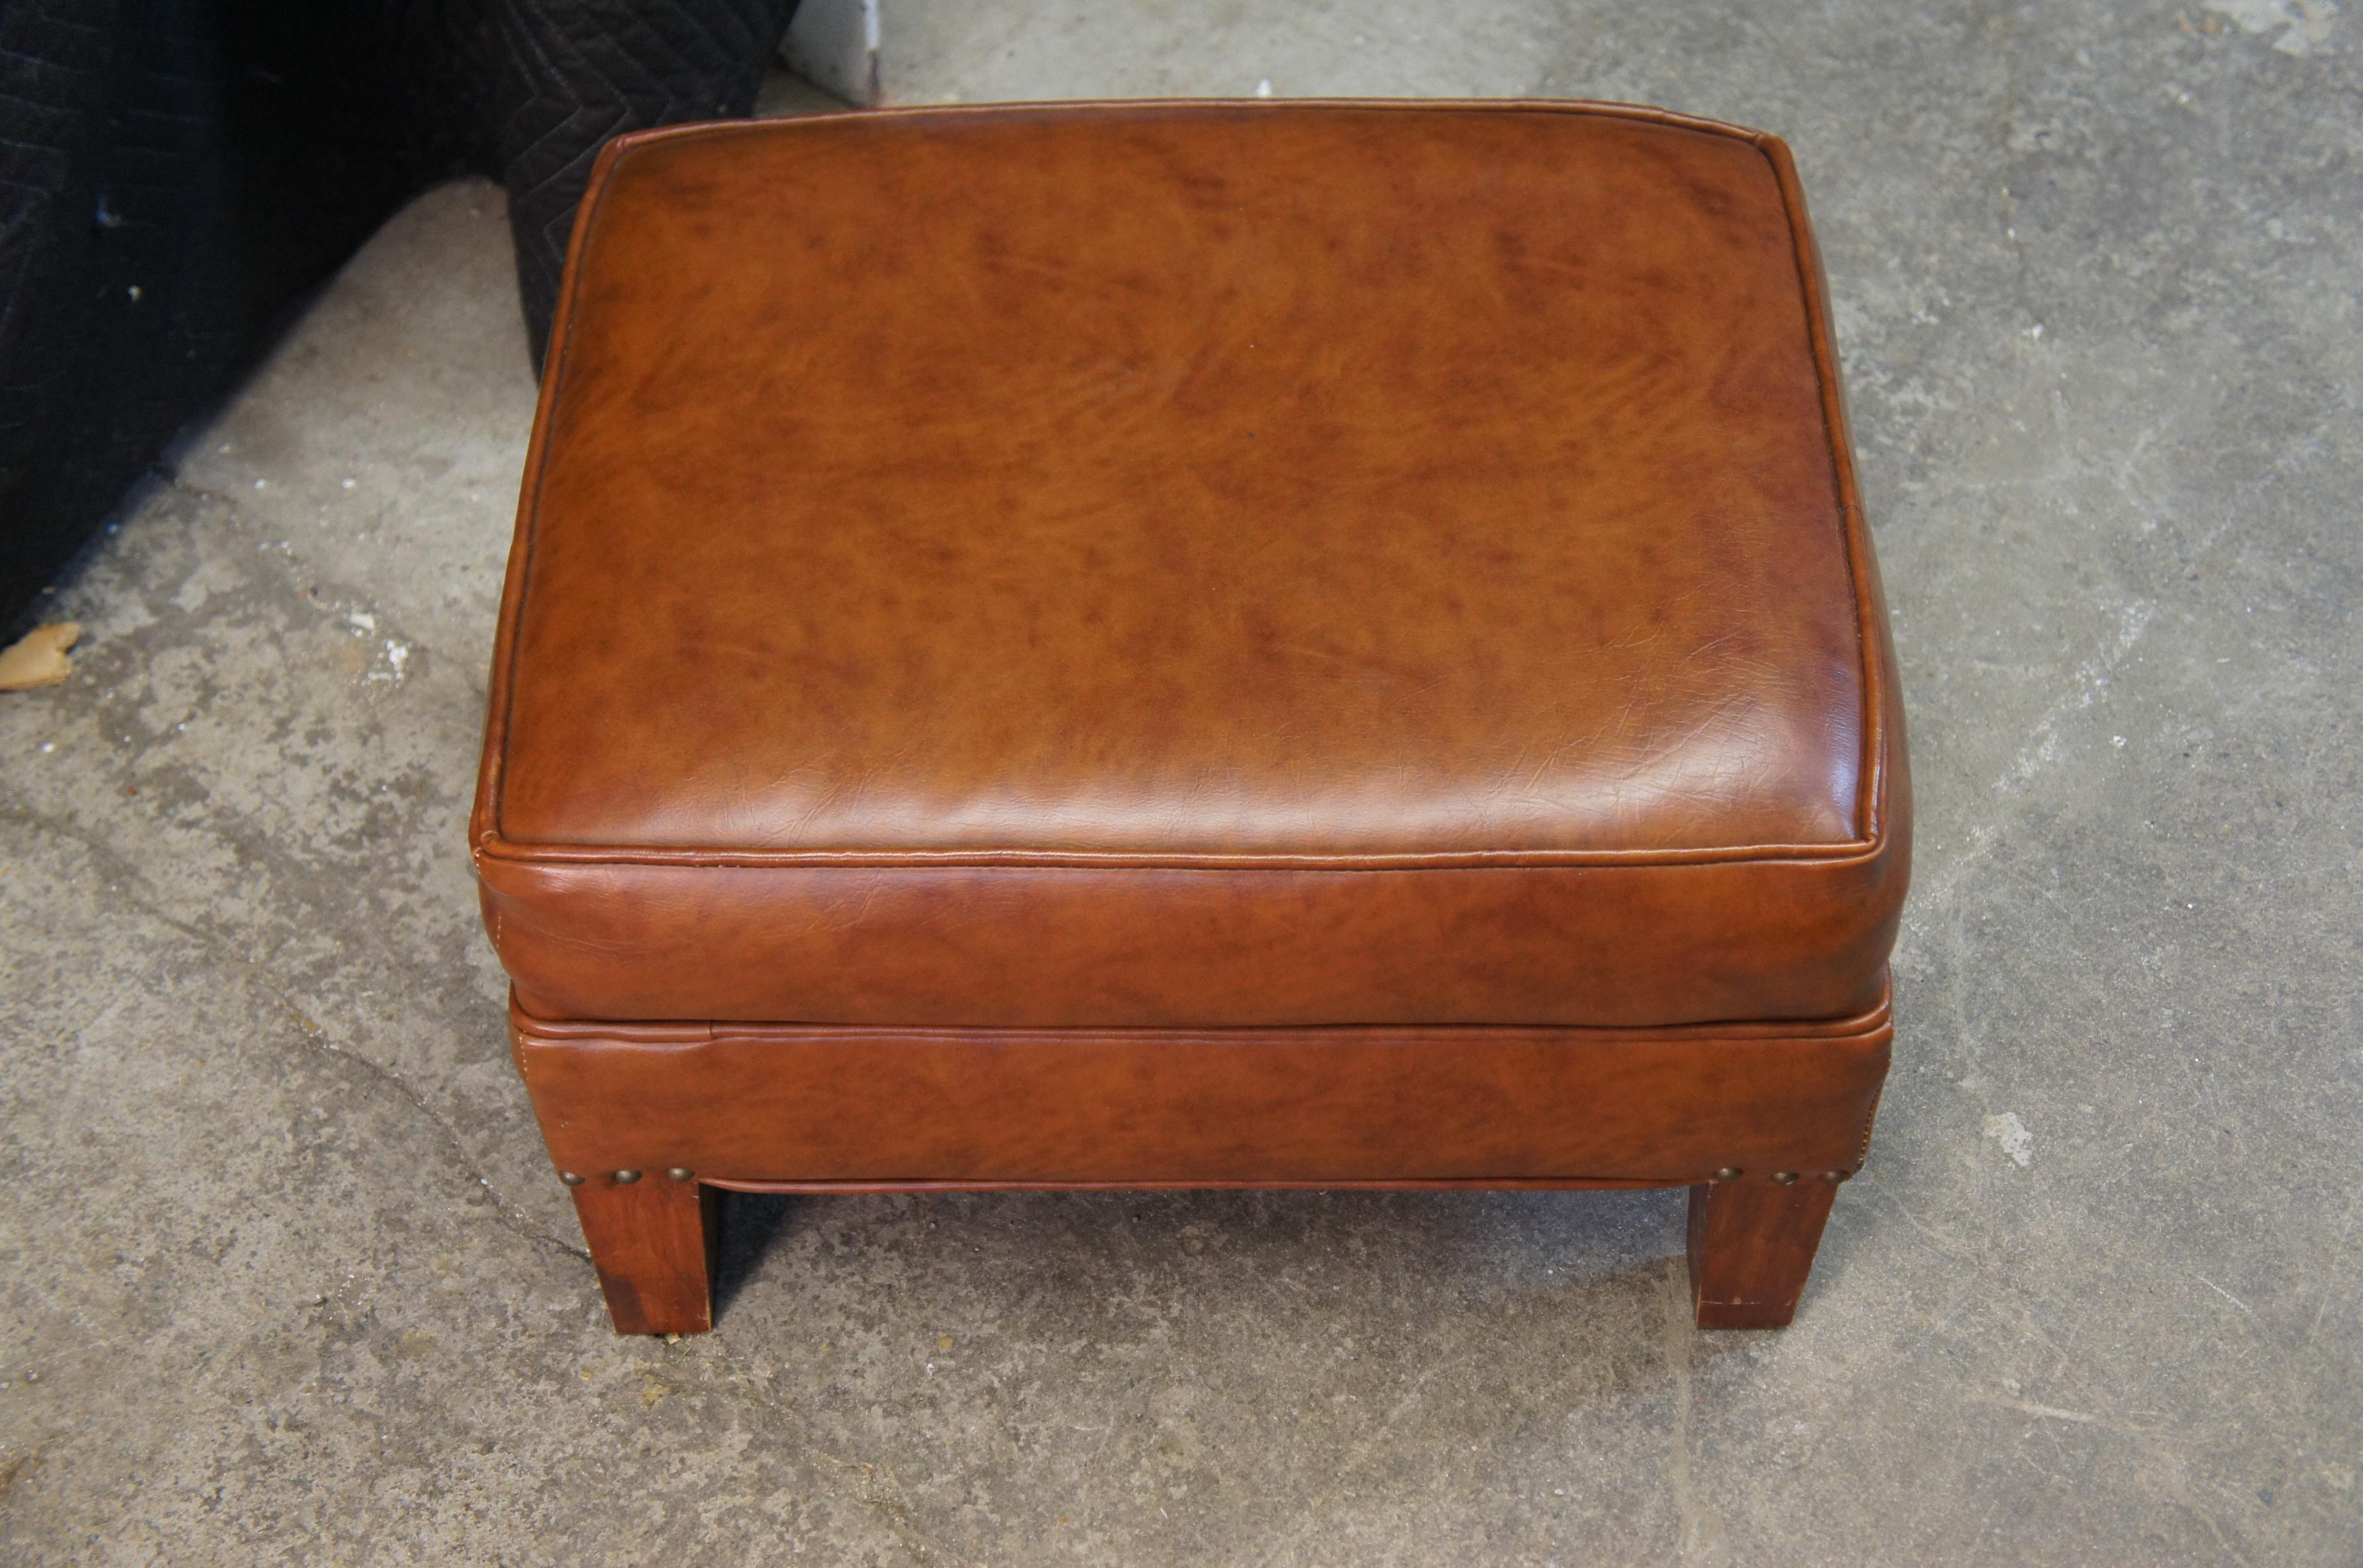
[471, 100, 1910, 1335]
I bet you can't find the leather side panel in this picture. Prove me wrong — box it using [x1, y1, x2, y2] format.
[511, 1003, 1892, 1183]
[479, 851, 1905, 1028]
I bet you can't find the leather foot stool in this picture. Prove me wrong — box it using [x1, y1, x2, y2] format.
[471, 101, 1910, 1335]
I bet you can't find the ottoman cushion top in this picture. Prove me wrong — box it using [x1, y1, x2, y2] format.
[472, 101, 1908, 1030]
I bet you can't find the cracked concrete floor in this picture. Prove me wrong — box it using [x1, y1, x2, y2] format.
[4, 1, 2360, 1562]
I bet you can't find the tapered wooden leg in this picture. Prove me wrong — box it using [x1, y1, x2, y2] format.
[1687, 1175, 1838, 1328]
[569, 1173, 720, 1334]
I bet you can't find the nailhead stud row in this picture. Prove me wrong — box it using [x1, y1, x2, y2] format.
[1710, 1168, 1852, 1185]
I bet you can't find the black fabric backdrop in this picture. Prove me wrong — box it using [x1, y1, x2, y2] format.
[0, 0, 800, 625]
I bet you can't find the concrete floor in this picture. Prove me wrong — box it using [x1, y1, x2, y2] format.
[3, 1, 2358, 1561]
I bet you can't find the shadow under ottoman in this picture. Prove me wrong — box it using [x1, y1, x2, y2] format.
[470, 100, 1911, 1334]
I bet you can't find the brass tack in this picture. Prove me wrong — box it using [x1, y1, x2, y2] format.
[558, 1171, 584, 1187]
[613, 1169, 642, 1185]
[1770, 1171, 1799, 1185]
[666, 1167, 695, 1183]
[1822, 1169, 1849, 1184]
[1713, 1167, 1743, 1182]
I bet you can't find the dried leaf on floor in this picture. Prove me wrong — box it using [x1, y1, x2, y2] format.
[0, 622, 80, 691]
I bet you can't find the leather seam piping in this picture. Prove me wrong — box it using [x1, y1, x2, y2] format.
[521, 1022, 1897, 1045]
[514, 1018, 1895, 1048]
[472, 836, 1889, 870]
[1746, 130, 1886, 847]
[477, 129, 624, 849]
[506, 979, 1896, 1043]
[481, 99, 1891, 872]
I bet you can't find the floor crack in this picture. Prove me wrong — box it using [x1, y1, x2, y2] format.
[1, 800, 589, 1266]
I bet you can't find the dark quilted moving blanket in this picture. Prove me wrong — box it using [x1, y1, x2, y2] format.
[0, 0, 800, 623]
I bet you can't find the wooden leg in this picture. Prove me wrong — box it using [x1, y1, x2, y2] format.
[1687, 1175, 1838, 1329]
[568, 1173, 720, 1335]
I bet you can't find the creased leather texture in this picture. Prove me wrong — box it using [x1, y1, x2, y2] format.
[471, 100, 1912, 1029]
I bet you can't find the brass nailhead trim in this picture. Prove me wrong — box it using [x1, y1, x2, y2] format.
[558, 1171, 584, 1187]
[1712, 1167, 1743, 1182]
[613, 1169, 642, 1185]
[666, 1167, 695, 1183]
[1770, 1171, 1799, 1185]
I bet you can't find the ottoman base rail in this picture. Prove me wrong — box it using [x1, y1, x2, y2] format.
[513, 989, 1891, 1335]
